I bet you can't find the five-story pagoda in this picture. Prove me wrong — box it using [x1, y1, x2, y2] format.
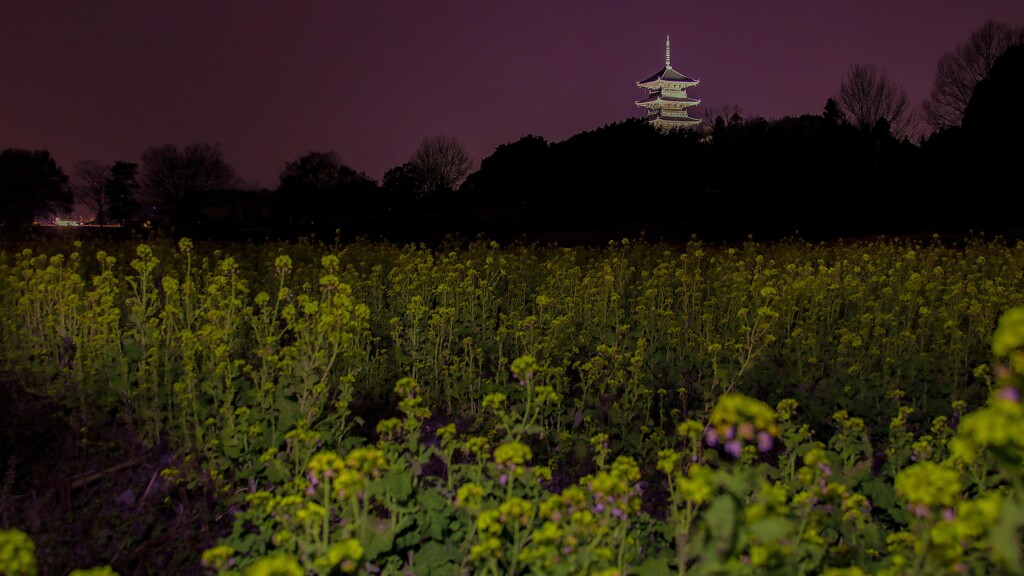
[636, 36, 701, 130]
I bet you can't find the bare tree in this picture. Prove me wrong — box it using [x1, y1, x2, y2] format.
[73, 160, 111, 223]
[922, 20, 1024, 131]
[701, 103, 743, 127]
[411, 135, 473, 195]
[141, 143, 237, 226]
[105, 161, 141, 225]
[836, 63, 916, 140]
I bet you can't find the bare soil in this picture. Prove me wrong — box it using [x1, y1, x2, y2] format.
[0, 380, 226, 575]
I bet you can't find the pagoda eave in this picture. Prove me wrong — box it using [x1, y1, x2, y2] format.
[650, 117, 701, 129]
[636, 95, 700, 106]
[637, 80, 699, 91]
[637, 66, 699, 86]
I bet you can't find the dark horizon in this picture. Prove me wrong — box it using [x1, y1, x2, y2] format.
[4, 1, 1024, 190]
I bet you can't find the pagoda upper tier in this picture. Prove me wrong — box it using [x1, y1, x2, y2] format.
[636, 36, 701, 130]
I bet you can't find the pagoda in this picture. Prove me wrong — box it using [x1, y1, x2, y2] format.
[636, 36, 701, 130]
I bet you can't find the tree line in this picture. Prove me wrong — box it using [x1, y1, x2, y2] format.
[1, 21, 1021, 243]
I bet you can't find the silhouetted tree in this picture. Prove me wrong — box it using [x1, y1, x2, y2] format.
[105, 161, 141, 225]
[963, 45, 1024, 137]
[460, 135, 551, 205]
[822, 98, 847, 125]
[73, 160, 111, 224]
[273, 151, 377, 236]
[922, 20, 1024, 131]
[140, 143, 237, 230]
[0, 148, 72, 230]
[381, 162, 426, 210]
[546, 119, 676, 231]
[279, 151, 353, 191]
[459, 119, 716, 242]
[915, 41, 1024, 236]
[700, 106, 927, 239]
[960, 43, 1024, 229]
[411, 135, 473, 195]
[837, 63, 916, 140]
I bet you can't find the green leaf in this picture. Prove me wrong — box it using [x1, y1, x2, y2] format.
[274, 397, 300, 432]
[990, 498, 1024, 575]
[363, 529, 395, 562]
[411, 540, 455, 573]
[635, 554, 673, 576]
[861, 477, 897, 511]
[123, 343, 143, 362]
[396, 346, 413, 365]
[338, 435, 366, 453]
[840, 458, 874, 485]
[382, 469, 415, 501]
[222, 440, 242, 460]
[716, 470, 749, 497]
[263, 459, 289, 484]
[704, 494, 739, 557]
[420, 488, 448, 512]
[392, 515, 421, 549]
[446, 518, 469, 542]
[747, 517, 795, 543]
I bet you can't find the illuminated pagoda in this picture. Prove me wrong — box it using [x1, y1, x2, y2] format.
[636, 36, 701, 130]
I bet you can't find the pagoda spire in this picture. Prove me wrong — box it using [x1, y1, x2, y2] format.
[666, 35, 671, 68]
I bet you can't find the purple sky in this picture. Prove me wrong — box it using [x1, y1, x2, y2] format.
[4, 1, 1024, 189]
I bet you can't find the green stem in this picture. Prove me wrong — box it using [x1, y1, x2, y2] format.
[322, 476, 332, 556]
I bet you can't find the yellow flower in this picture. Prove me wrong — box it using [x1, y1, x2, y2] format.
[894, 461, 961, 512]
[307, 451, 345, 481]
[531, 521, 564, 545]
[494, 441, 533, 471]
[244, 553, 303, 576]
[657, 449, 681, 475]
[316, 539, 364, 574]
[476, 510, 504, 536]
[992, 306, 1024, 357]
[462, 436, 491, 461]
[511, 355, 540, 381]
[456, 482, 485, 510]
[469, 537, 503, 562]
[499, 497, 535, 527]
[346, 447, 388, 477]
[677, 464, 714, 505]
[482, 392, 507, 414]
[0, 529, 37, 576]
[199, 541, 234, 569]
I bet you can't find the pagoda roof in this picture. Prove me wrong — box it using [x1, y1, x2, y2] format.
[648, 110, 699, 120]
[637, 66, 699, 87]
[636, 93, 700, 106]
[648, 113, 701, 128]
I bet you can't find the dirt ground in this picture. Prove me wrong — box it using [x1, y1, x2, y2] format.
[0, 380, 226, 575]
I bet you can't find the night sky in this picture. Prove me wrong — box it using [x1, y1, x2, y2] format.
[3, 1, 1024, 189]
